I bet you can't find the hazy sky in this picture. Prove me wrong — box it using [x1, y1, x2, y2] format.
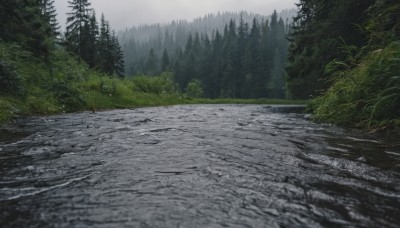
[55, 0, 298, 31]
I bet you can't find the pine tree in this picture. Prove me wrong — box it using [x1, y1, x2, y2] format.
[84, 10, 98, 67]
[184, 34, 194, 56]
[163, 30, 175, 53]
[97, 13, 109, 70]
[161, 48, 170, 72]
[65, 0, 92, 58]
[172, 47, 185, 90]
[145, 48, 159, 76]
[91, 13, 125, 76]
[235, 14, 249, 97]
[113, 36, 125, 78]
[210, 30, 223, 98]
[260, 19, 271, 97]
[123, 38, 138, 75]
[286, 0, 374, 99]
[40, 0, 60, 37]
[98, 14, 115, 74]
[248, 18, 263, 98]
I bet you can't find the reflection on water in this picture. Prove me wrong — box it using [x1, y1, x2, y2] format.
[0, 105, 399, 227]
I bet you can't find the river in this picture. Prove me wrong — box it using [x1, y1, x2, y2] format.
[0, 105, 399, 227]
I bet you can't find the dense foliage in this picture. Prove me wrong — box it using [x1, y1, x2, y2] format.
[0, 1, 302, 124]
[0, 40, 186, 123]
[288, 0, 400, 128]
[123, 11, 290, 99]
[310, 42, 400, 128]
[0, 0, 177, 123]
[65, 0, 125, 77]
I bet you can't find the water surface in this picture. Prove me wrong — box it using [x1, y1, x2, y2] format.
[1, 105, 399, 227]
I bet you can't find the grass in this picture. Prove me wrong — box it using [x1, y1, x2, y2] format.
[0, 41, 306, 125]
[309, 41, 400, 129]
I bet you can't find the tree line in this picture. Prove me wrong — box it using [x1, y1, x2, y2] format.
[287, 0, 400, 127]
[285, 0, 398, 99]
[65, 0, 124, 77]
[126, 11, 290, 99]
[0, 0, 124, 78]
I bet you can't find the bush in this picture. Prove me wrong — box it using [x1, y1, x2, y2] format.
[132, 72, 176, 94]
[0, 59, 23, 96]
[100, 79, 116, 96]
[0, 42, 25, 96]
[185, 79, 204, 98]
[49, 81, 86, 112]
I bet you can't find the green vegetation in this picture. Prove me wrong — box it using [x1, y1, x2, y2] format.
[309, 42, 400, 128]
[288, 0, 400, 130]
[0, 40, 303, 124]
[123, 11, 289, 99]
[1, 1, 303, 126]
[185, 79, 204, 98]
[0, 42, 180, 123]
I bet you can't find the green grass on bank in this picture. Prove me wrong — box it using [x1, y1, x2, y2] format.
[308, 41, 400, 129]
[0, 41, 305, 125]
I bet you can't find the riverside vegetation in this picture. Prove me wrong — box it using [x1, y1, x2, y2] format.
[287, 0, 400, 131]
[0, 0, 302, 125]
[0, 42, 303, 124]
[1, 0, 399, 131]
[0, 41, 303, 124]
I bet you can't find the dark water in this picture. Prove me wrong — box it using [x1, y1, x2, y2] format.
[0, 105, 399, 227]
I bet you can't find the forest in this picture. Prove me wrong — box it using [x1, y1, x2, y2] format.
[0, 0, 399, 130]
[287, 0, 400, 129]
[0, 0, 186, 123]
[2, 1, 400, 226]
[120, 11, 292, 99]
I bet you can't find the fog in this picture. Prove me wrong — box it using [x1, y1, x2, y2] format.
[55, 0, 298, 31]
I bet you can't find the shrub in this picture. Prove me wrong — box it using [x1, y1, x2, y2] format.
[0, 42, 25, 96]
[49, 81, 86, 112]
[0, 59, 23, 96]
[132, 73, 176, 94]
[185, 79, 204, 98]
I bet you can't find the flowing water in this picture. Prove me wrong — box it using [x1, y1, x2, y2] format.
[0, 105, 399, 227]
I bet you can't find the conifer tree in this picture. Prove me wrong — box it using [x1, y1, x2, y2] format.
[84, 10, 99, 68]
[65, 0, 92, 58]
[248, 18, 264, 98]
[286, 0, 373, 99]
[161, 48, 170, 72]
[145, 48, 159, 76]
[40, 0, 60, 37]
[112, 34, 125, 77]
[97, 13, 109, 70]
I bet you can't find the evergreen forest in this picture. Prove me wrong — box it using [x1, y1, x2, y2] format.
[0, 0, 182, 123]
[121, 11, 291, 99]
[287, 0, 400, 129]
[0, 0, 399, 131]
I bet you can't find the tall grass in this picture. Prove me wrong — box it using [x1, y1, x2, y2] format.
[309, 42, 400, 128]
[0, 42, 184, 123]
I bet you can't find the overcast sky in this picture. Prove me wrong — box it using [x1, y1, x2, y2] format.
[55, 0, 298, 31]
